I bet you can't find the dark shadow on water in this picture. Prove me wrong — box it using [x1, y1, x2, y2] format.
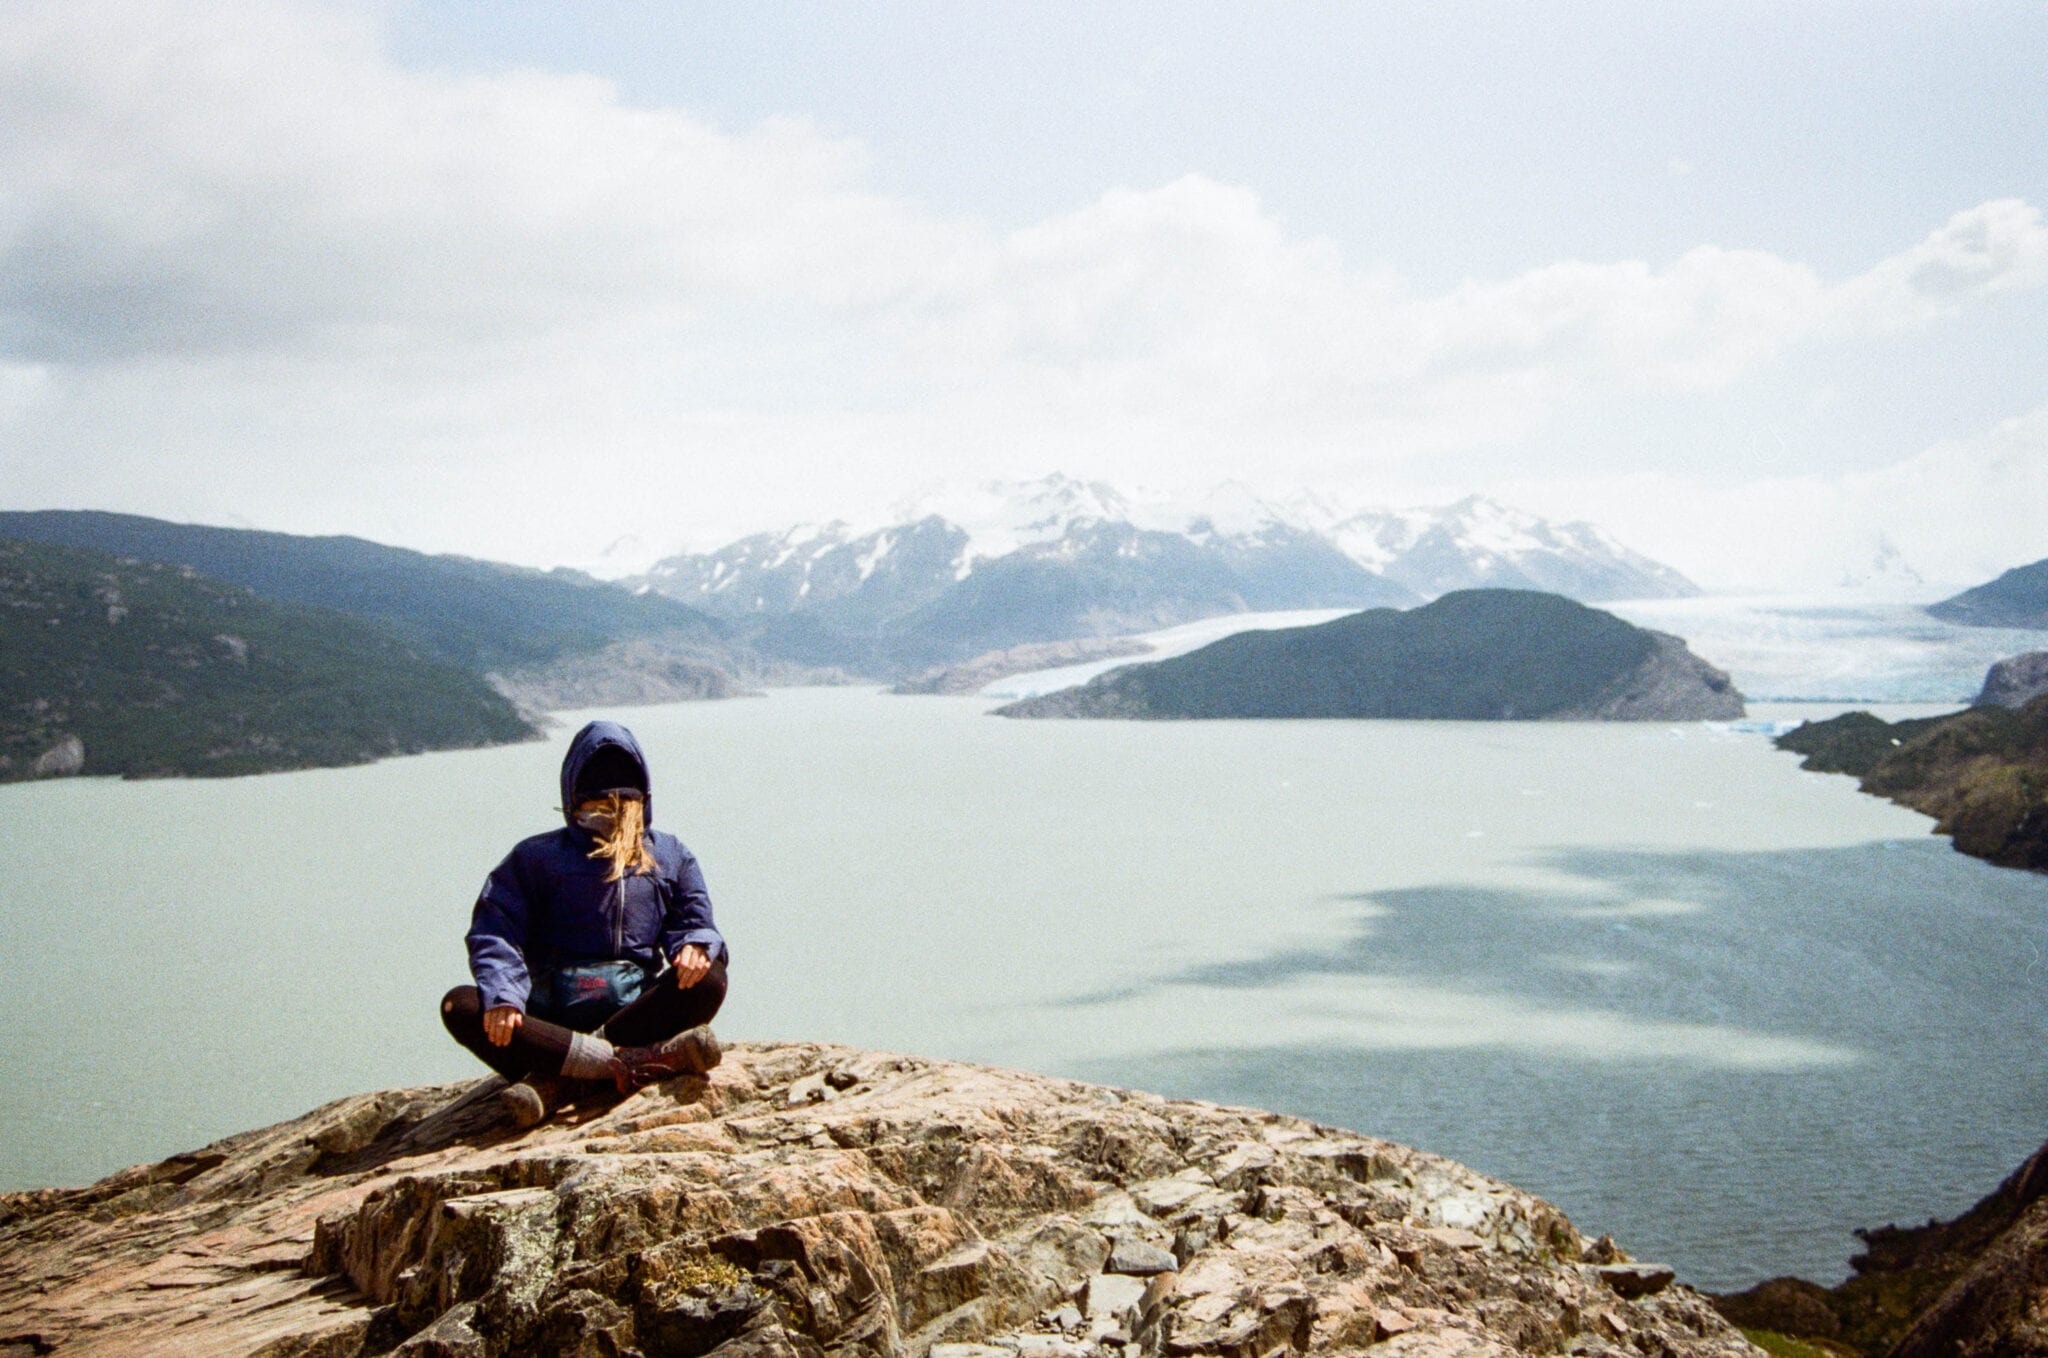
[1060, 839, 2048, 1293]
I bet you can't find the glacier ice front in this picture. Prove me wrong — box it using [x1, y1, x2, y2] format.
[1605, 595, 2048, 703]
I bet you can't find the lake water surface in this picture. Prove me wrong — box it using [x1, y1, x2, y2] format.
[2, 688, 2043, 1292]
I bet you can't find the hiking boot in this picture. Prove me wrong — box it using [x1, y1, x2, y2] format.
[498, 1075, 563, 1129]
[610, 1025, 722, 1092]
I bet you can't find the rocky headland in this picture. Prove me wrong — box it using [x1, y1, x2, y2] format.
[1710, 1137, 2048, 1358]
[892, 640, 1156, 696]
[1775, 694, 2048, 871]
[0, 1043, 1749, 1358]
[995, 592, 1743, 722]
[1975, 652, 2048, 709]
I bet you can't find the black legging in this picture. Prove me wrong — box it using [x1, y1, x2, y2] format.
[440, 957, 728, 1082]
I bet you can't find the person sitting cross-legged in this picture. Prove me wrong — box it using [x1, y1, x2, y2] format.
[439, 719, 728, 1127]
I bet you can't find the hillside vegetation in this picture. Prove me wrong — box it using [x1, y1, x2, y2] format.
[0, 538, 536, 781]
[997, 589, 1743, 721]
[0, 510, 727, 672]
[1712, 1138, 2048, 1358]
[1776, 699, 2048, 870]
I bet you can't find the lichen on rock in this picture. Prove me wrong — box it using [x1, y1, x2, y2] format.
[0, 1043, 1755, 1358]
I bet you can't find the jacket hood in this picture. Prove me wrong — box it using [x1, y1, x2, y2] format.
[559, 720, 654, 827]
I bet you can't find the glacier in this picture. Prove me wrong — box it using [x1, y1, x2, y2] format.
[981, 594, 2046, 705]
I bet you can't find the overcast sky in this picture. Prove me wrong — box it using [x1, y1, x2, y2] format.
[2, 1, 2044, 592]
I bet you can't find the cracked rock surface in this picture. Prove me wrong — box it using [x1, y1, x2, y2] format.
[0, 1043, 1756, 1358]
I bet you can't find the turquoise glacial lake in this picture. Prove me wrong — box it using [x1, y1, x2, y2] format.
[1, 687, 2042, 1291]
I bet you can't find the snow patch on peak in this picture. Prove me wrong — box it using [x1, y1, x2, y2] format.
[857, 532, 895, 582]
[892, 472, 1135, 561]
[1326, 507, 1434, 569]
[1273, 488, 1348, 534]
[1439, 496, 1557, 558]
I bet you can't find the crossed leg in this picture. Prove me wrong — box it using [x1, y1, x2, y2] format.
[439, 958, 729, 1082]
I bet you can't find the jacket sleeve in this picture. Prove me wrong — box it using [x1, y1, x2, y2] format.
[467, 849, 535, 1012]
[660, 848, 727, 966]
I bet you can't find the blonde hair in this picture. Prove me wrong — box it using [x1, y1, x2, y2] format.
[580, 793, 655, 882]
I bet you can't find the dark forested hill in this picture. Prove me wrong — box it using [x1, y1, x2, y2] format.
[996, 589, 1744, 721]
[0, 510, 726, 672]
[1, 538, 537, 781]
[1927, 558, 2048, 629]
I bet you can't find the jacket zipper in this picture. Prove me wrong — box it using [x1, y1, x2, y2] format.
[613, 875, 626, 955]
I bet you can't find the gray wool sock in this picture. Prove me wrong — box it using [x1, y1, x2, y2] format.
[560, 1031, 616, 1080]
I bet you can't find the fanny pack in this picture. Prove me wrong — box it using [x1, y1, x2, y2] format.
[529, 959, 649, 1031]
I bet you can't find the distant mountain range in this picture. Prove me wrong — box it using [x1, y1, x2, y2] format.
[1928, 557, 2048, 630]
[995, 589, 1744, 722]
[0, 490, 1705, 726]
[629, 476, 1698, 673]
[0, 538, 535, 781]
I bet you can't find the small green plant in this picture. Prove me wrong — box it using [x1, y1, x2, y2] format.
[665, 1254, 749, 1292]
[1740, 1328, 1859, 1358]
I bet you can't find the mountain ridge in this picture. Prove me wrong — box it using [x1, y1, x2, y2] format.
[634, 478, 1698, 624]
[1928, 556, 2048, 630]
[629, 477, 1698, 678]
[0, 509, 730, 673]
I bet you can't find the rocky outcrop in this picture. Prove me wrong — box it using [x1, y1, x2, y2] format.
[0, 1043, 1754, 1358]
[1977, 652, 2048, 709]
[488, 639, 758, 711]
[29, 732, 85, 778]
[1538, 634, 1743, 722]
[892, 640, 1155, 696]
[1710, 1138, 2048, 1357]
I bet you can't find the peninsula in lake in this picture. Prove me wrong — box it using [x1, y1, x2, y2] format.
[995, 589, 1744, 721]
[1775, 672, 2048, 872]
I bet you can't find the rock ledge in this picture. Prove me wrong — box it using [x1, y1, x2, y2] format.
[0, 1043, 1752, 1358]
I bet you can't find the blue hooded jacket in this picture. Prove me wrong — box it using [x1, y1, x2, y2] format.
[465, 720, 727, 1013]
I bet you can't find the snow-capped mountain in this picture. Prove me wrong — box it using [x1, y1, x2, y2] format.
[642, 516, 972, 629]
[629, 475, 1696, 673]
[887, 475, 1140, 562]
[1327, 496, 1698, 600]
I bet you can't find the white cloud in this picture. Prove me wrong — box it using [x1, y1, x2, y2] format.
[0, 0, 971, 362]
[1829, 199, 2048, 335]
[1505, 406, 2048, 593]
[1, 0, 2043, 574]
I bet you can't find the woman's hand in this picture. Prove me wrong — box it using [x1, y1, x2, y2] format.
[483, 1005, 524, 1047]
[672, 944, 711, 989]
